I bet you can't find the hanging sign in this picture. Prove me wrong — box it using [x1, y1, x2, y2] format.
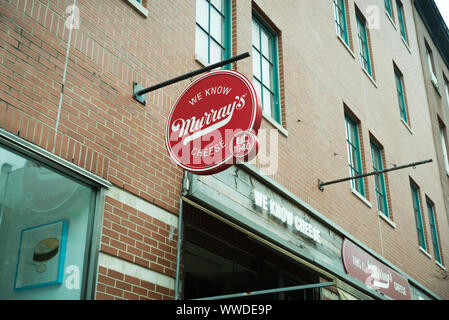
[342, 239, 411, 300]
[165, 69, 262, 175]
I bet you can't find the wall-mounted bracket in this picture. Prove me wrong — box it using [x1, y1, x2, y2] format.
[133, 82, 147, 106]
[318, 159, 433, 191]
[132, 52, 250, 106]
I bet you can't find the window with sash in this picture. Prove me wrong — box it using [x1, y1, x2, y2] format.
[410, 182, 426, 250]
[195, 0, 231, 66]
[356, 13, 373, 77]
[252, 15, 281, 124]
[345, 115, 365, 196]
[371, 141, 389, 217]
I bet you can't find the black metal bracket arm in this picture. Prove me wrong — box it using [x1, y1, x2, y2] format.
[318, 159, 433, 191]
[132, 52, 251, 106]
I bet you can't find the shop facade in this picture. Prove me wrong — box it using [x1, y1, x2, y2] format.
[177, 163, 441, 300]
[0, 128, 440, 300]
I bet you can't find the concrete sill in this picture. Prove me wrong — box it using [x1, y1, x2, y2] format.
[362, 67, 378, 88]
[263, 113, 288, 137]
[419, 247, 432, 259]
[386, 11, 397, 30]
[336, 34, 355, 59]
[125, 0, 148, 17]
[401, 37, 412, 54]
[351, 188, 372, 208]
[378, 212, 396, 229]
[401, 118, 413, 135]
[436, 261, 446, 271]
[431, 79, 442, 97]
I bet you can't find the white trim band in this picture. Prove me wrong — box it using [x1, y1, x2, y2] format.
[99, 253, 174, 289]
[106, 186, 178, 227]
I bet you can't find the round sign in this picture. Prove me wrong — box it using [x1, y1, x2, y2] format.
[165, 69, 262, 175]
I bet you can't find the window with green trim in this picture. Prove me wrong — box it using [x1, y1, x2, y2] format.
[345, 114, 365, 196]
[252, 15, 281, 123]
[444, 75, 449, 107]
[438, 122, 449, 174]
[385, 0, 393, 19]
[425, 42, 438, 86]
[397, 0, 408, 43]
[426, 199, 442, 264]
[371, 141, 389, 217]
[410, 182, 426, 250]
[195, 0, 231, 66]
[334, 0, 349, 45]
[394, 67, 408, 124]
[356, 13, 372, 76]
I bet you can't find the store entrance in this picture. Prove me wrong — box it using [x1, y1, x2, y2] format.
[182, 203, 321, 300]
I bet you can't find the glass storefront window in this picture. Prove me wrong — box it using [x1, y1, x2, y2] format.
[0, 144, 96, 299]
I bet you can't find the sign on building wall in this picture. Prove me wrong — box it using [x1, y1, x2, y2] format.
[342, 239, 411, 300]
[165, 70, 262, 175]
[253, 189, 321, 244]
[187, 165, 345, 275]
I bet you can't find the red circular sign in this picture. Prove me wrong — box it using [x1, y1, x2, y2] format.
[165, 70, 262, 175]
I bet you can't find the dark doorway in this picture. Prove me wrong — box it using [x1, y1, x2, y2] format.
[182, 203, 321, 300]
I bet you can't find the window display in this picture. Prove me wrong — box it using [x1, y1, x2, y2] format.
[0, 145, 96, 299]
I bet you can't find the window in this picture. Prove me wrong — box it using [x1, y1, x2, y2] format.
[195, 0, 231, 66]
[426, 199, 442, 264]
[334, 0, 349, 45]
[252, 15, 281, 123]
[425, 42, 438, 87]
[394, 66, 409, 124]
[345, 114, 365, 196]
[371, 141, 389, 217]
[0, 144, 96, 299]
[410, 182, 426, 250]
[439, 122, 449, 174]
[385, 0, 393, 20]
[444, 76, 449, 106]
[397, 0, 408, 43]
[356, 12, 373, 76]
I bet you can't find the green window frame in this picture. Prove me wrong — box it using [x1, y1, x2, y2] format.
[371, 141, 389, 217]
[385, 0, 393, 19]
[195, 0, 231, 66]
[394, 67, 408, 124]
[345, 115, 365, 196]
[356, 13, 372, 76]
[397, 0, 408, 42]
[410, 182, 426, 250]
[252, 14, 281, 124]
[334, 0, 349, 45]
[426, 199, 442, 264]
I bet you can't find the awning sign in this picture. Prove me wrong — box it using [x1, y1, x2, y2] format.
[342, 239, 411, 300]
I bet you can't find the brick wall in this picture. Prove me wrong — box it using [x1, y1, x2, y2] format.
[101, 195, 177, 278]
[96, 266, 174, 300]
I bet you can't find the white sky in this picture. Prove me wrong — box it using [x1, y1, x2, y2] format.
[434, 0, 449, 28]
